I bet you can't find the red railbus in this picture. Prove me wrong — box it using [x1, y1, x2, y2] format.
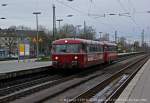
[103, 41, 118, 63]
[51, 38, 117, 69]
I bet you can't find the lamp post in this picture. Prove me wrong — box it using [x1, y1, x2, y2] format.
[0, 17, 6, 42]
[0, 17, 6, 19]
[52, 4, 56, 40]
[75, 25, 81, 39]
[33, 12, 41, 60]
[99, 32, 102, 41]
[0, 17, 6, 51]
[56, 19, 63, 33]
[63, 14, 74, 38]
[1, 4, 7, 6]
[39, 38, 43, 55]
[67, 0, 74, 1]
[67, 14, 73, 17]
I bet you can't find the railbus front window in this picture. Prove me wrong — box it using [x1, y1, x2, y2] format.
[52, 44, 83, 53]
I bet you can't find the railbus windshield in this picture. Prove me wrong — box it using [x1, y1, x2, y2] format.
[52, 44, 83, 53]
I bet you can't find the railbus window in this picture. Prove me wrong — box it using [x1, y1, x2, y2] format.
[52, 44, 82, 53]
[87, 44, 103, 53]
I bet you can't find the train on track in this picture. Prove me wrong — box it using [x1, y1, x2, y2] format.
[51, 38, 117, 69]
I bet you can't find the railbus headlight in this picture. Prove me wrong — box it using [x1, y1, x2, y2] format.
[55, 56, 58, 60]
[74, 56, 78, 60]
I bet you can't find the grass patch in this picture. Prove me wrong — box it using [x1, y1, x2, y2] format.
[35, 56, 51, 62]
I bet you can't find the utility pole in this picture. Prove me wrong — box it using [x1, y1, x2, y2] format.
[53, 4, 56, 40]
[99, 32, 102, 41]
[75, 25, 81, 39]
[84, 21, 86, 39]
[107, 33, 110, 41]
[141, 29, 144, 47]
[16, 30, 20, 63]
[115, 30, 117, 43]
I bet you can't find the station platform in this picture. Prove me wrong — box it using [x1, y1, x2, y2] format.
[0, 52, 142, 80]
[0, 59, 52, 80]
[117, 52, 141, 57]
[115, 58, 150, 103]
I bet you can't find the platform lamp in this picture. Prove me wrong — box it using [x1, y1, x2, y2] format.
[56, 19, 63, 33]
[33, 12, 41, 60]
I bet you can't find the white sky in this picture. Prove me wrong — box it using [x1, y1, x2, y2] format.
[0, 0, 150, 43]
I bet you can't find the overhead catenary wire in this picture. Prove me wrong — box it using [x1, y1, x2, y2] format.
[55, 0, 144, 38]
[55, 0, 116, 30]
[116, 0, 141, 29]
[116, 0, 150, 44]
[55, 0, 88, 16]
[127, 0, 136, 14]
[87, 0, 134, 38]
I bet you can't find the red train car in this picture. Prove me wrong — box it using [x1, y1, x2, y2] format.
[51, 38, 117, 69]
[103, 41, 118, 63]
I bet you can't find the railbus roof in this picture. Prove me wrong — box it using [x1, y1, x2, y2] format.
[52, 38, 116, 46]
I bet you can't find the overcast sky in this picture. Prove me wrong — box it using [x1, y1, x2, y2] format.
[0, 0, 150, 43]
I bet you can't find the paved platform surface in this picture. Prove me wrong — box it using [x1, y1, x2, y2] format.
[0, 59, 52, 74]
[0, 52, 140, 79]
[115, 58, 150, 103]
[117, 52, 138, 56]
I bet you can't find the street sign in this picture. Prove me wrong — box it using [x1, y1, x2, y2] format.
[19, 44, 25, 56]
[25, 44, 30, 56]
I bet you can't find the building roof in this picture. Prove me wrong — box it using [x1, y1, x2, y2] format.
[0, 29, 45, 37]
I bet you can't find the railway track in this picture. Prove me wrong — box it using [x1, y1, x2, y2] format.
[0, 75, 62, 97]
[0, 53, 145, 103]
[0, 62, 108, 102]
[68, 55, 149, 103]
[0, 70, 51, 89]
[2, 54, 145, 103]
[0, 52, 141, 90]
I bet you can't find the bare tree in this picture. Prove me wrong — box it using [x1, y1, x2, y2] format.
[1, 29, 17, 57]
[16, 25, 31, 30]
[38, 25, 49, 34]
[8, 25, 17, 30]
[80, 26, 96, 40]
[59, 24, 76, 38]
[101, 33, 109, 41]
[117, 37, 127, 52]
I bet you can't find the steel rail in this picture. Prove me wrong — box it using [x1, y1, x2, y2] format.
[0, 53, 144, 102]
[34, 55, 146, 103]
[0, 64, 107, 102]
[0, 75, 61, 96]
[104, 56, 149, 103]
[68, 55, 148, 103]
[0, 52, 142, 89]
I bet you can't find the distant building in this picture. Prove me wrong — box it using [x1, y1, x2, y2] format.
[0, 29, 46, 58]
[99, 33, 109, 41]
[0, 49, 9, 59]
